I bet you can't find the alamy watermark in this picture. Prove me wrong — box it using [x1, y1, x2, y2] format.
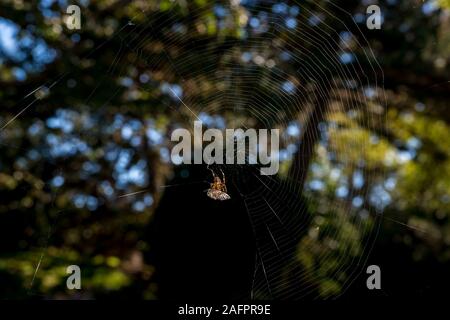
[170, 121, 280, 175]
[366, 264, 381, 290]
[366, 5, 382, 30]
[65, 5, 81, 30]
[66, 265, 81, 289]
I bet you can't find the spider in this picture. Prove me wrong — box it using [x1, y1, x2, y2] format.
[206, 167, 231, 201]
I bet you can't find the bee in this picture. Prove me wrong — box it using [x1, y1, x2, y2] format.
[206, 167, 231, 201]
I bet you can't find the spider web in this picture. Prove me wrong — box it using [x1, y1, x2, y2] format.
[0, 0, 386, 299]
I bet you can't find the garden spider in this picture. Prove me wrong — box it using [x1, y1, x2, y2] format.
[206, 166, 231, 201]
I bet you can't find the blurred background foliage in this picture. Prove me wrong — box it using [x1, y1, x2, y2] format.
[0, 0, 449, 299]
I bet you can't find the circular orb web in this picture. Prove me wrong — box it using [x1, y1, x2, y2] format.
[11, 0, 387, 299]
[116, 0, 386, 299]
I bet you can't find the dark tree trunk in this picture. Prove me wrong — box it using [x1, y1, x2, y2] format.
[288, 82, 330, 189]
